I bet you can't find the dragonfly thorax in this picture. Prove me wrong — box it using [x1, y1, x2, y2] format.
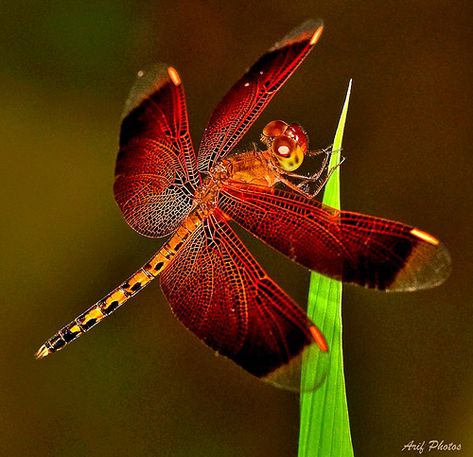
[194, 171, 223, 213]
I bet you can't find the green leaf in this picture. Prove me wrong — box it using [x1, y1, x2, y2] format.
[298, 80, 354, 457]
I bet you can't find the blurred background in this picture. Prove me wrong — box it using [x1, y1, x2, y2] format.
[1, 1, 472, 456]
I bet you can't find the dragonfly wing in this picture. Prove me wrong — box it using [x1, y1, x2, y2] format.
[115, 65, 200, 237]
[219, 182, 451, 291]
[197, 20, 324, 172]
[160, 210, 329, 391]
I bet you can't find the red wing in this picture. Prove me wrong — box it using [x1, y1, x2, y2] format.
[160, 210, 328, 391]
[114, 65, 200, 238]
[218, 182, 451, 291]
[197, 20, 324, 172]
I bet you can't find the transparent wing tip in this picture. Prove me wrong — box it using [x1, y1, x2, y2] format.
[273, 19, 325, 50]
[389, 238, 452, 292]
[261, 339, 330, 392]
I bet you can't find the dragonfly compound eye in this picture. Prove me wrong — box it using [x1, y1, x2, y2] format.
[272, 135, 304, 171]
[262, 120, 289, 138]
[287, 123, 309, 154]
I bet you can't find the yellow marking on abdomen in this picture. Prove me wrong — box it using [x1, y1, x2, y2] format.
[70, 325, 81, 334]
[102, 288, 129, 313]
[82, 307, 104, 325]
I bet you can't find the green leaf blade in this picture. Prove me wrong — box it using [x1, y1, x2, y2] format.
[298, 80, 354, 457]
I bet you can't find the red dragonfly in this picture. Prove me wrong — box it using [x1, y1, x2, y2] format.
[36, 20, 450, 390]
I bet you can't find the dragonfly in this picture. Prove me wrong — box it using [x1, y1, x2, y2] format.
[35, 20, 451, 390]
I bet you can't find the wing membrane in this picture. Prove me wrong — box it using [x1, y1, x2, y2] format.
[219, 182, 451, 291]
[160, 210, 328, 390]
[114, 65, 200, 237]
[198, 20, 324, 172]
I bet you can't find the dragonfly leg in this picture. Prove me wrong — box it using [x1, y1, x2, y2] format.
[306, 143, 334, 158]
[279, 150, 345, 198]
[304, 157, 345, 196]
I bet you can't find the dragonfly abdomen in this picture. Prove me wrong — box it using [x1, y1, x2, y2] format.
[35, 267, 158, 359]
[35, 212, 203, 359]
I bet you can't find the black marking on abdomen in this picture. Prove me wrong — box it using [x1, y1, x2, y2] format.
[49, 334, 66, 351]
[101, 300, 119, 315]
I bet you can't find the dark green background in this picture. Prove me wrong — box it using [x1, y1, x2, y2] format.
[1, 1, 471, 456]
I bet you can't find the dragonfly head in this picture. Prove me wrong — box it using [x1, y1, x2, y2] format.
[261, 120, 309, 172]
